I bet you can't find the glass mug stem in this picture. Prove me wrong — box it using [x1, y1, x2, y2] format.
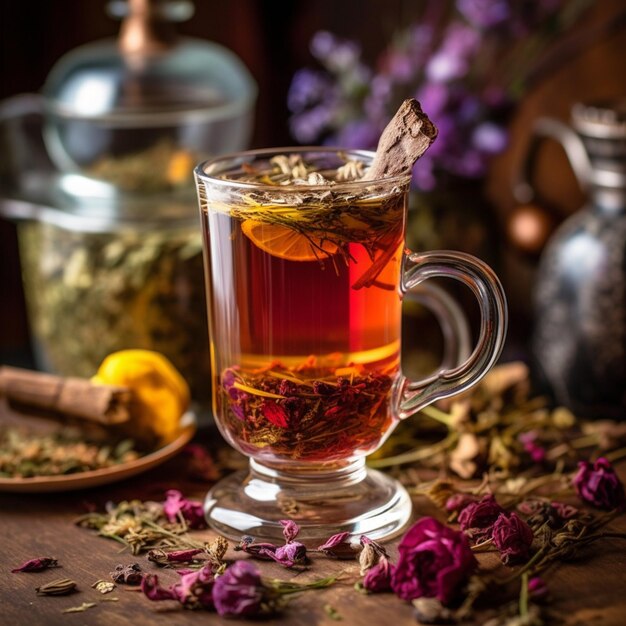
[396, 250, 508, 419]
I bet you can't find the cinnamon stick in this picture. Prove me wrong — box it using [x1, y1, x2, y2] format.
[362, 98, 438, 181]
[0, 366, 132, 425]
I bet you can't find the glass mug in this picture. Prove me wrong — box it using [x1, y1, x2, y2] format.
[195, 148, 507, 543]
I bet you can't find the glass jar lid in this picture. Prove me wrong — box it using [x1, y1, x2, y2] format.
[41, 0, 256, 123]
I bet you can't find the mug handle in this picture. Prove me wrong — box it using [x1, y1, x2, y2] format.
[394, 250, 508, 419]
[404, 282, 471, 373]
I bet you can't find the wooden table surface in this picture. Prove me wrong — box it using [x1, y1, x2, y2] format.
[1, 425, 626, 626]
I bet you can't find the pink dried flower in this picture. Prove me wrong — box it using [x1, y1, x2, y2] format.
[390, 517, 476, 604]
[518, 431, 546, 463]
[142, 564, 215, 610]
[271, 542, 308, 567]
[11, 557, 58, 573]
[528, 576, 548, 599]
[491, 513, 534, 565]
[458, 494, 505, 539]
[316, 532, 357, 559]
[550, 501, 579, 520]
[212, 561, 272, 618]
[163, 489, 208, 529]
[445, 493, 478, 513]
[363, 556, 395, 593]
[573, 457, 625, 510]
[280, 519, 300, 543]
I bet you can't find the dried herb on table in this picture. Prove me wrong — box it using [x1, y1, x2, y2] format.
[75, 494, 210, 556]
[92, 580, 116, 594]
[62, 602, 97, 614]
[221, 363, 393, 462]
[110, 563, 143, 585]
[36, 578, 77, 596]
[0, 427, 139, 478]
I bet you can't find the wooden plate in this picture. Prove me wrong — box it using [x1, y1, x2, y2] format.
[0, 411, 196, 493]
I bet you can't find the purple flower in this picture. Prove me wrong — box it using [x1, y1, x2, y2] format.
[363, 557, 395, 592]
[280, 519, 300, 543]
[142, 564, 215, 609]
[333, 120, 380, 149]
[573, 458, 626, 510]
[290, 105, 337, 144]
[458, 494, 505, 539]
[311, 31, 361, 72]
[472, 122, 508, 155]
[287, 69, 336, 113]
[163, 490, 207, 529]
[457, 0, 510, 28]
[390, 517, 476, 604]
[425, 23, 480, 83]
[212, 561, 268, 618]
[316, 532, 357, 559]
[491, 513, 534, 565]
[11, 557, 58, 573]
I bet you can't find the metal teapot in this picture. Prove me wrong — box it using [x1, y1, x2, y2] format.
[518, 100, 626, 419]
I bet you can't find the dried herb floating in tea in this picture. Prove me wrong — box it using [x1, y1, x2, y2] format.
[221, 362, 393, 461]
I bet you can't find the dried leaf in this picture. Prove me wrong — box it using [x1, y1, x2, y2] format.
[62, 602, 97, 614]
[450, 433, 482, 479]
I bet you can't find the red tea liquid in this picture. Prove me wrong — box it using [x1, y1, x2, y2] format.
[202, 187, 407, 463]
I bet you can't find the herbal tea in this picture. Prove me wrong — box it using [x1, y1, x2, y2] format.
[200, 154, 408, 462]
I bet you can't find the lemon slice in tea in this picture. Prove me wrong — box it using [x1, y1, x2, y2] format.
[241, 220, 338, 262]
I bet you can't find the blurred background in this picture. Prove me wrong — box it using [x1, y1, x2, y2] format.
[0, 0, 624, 416]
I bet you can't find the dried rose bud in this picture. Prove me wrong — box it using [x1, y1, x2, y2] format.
[573, 457, 626, 510]
[110, 563, 142, 585]
[316, 532, 358, 559]
[271, 542, 308, 567]
[362, 557, 394, 593]
[528, 576, 548, 599]
[234, 536, 279, 560]
[11, 557, 58, 573]
[458, 494, 505, 540]
[491, 513, 534, 565]
[358, 536, 387, 575]
[280, 519, 300, 543]
[148, 548, 204, 566]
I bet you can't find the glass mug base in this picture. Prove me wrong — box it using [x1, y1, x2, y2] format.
[204, 458, 412, 545]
